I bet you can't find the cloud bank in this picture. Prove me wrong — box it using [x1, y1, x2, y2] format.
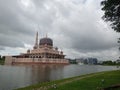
[0, 0, 119, 60]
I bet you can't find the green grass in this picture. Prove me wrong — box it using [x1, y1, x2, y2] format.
[16, 70, 120, 90]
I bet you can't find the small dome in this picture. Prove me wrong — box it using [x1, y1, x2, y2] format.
[60, 51, 63, 54]
[39, 37, 53, 46]
[55, 47, 58, 50]
[27, 49, 30, 53]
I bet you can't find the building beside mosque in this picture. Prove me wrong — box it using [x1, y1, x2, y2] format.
[5, 32, 69, 64]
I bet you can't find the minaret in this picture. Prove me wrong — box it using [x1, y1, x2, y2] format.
[46, 33, 48, 38]
[33, 31, 38, 49]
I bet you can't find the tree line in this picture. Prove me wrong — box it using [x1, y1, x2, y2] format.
[101, 60, 120, 65]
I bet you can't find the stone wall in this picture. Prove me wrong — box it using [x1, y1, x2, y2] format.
[5, 56, 13, 65]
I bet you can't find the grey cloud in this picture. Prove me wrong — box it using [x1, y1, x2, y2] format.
[0, 0, 36, 47]
[0, 46, 5, 50]
[0, 34, 24, 47]
[59, 24, 117, 52]
[0, 0, 119, 60]
[49, 0, 118, 53]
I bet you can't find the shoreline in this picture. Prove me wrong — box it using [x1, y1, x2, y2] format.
[15, 70, 120, 90]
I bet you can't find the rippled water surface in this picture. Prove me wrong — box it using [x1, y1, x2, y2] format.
[0, 64, 118, 90]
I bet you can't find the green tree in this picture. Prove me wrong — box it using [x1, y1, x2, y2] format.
[101, 0, 120, 60]
[102, 60, 116, 65]
[0, 55, 1, 60]
[101, 0, 120, 32]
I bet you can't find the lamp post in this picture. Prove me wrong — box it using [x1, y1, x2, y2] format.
[118, 38, 120, 61]
[118, 38, 120, 51]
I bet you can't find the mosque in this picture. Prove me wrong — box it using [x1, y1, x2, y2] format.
[5, 32, 69, 64]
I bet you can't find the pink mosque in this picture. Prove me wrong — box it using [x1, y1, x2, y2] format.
[5, 32, 69, 64]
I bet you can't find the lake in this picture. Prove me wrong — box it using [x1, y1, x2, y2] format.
[0, 64, 119, 90]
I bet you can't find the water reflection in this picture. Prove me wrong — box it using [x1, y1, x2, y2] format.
[0, 64, 118, 90]
[29, 64, 65, 83]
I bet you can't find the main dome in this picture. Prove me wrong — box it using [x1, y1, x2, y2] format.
[39, 37, 53, 46]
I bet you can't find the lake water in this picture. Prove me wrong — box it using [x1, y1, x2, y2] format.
[0, 64, 119, 90]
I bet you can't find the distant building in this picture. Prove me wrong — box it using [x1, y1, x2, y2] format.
[116, 59, 120, 63]
[87, 58, 98, 65]
[5, 32, 69, 64]
[76, 58, 87, 64]
[76, 57, 98, 65]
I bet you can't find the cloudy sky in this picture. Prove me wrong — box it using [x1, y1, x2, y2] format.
[0, 0, 119, 60]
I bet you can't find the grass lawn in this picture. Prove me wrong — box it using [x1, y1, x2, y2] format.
[16, 70, 120, 90]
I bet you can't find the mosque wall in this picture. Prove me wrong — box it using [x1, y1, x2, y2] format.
[5, 57, 69, 64]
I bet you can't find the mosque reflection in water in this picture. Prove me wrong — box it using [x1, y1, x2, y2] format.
[24, 64, 65, 83]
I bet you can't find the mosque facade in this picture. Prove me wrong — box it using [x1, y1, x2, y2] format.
[5, 32, 69, 64]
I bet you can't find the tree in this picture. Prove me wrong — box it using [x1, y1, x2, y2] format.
[101, 0, 120, 32]
[101, 0, 120, 60]
[0, 55, 1, 60]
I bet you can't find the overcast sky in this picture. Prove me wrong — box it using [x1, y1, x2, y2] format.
[0, 0, 119, 60]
